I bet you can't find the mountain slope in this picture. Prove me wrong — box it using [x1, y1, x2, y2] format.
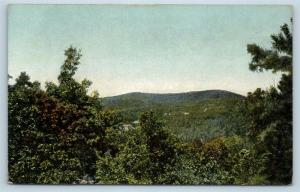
[103, 90, 244, 107]
[102, 90, 246, 141]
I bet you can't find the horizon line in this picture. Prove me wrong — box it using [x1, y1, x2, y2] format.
[102, 89, 247, 98]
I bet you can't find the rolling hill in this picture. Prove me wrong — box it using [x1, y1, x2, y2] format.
[103, 90, 246, 141]
[103, 90, 244, 107]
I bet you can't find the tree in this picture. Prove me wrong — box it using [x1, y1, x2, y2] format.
[8, 72, 44, 183]
[139, 111, 180, 183]
[96, 111, 181, 184]
[96, 126, 152, 184]
[8, 46, 120, 183]
[245, 20, 292, 184]
[44, 46, 116, 177]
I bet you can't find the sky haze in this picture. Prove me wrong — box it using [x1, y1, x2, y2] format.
[8, 5, 292, 96]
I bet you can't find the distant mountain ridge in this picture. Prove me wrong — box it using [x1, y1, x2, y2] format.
[103, 90, 244, 107]
[103, 90, 245, 141]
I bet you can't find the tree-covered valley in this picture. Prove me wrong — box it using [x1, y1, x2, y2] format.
[8, 21, 292, 185]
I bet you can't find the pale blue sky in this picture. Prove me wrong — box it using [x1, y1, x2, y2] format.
[8, 5, 292, 96]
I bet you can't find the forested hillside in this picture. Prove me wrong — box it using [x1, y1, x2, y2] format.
[104, 92, 245, 141]
[8, 21, 292, 185]
[103, 90, 243, 106]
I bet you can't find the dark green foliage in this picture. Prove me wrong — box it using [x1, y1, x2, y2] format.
[139, 111, 179, 183]
[95, 112, 264, 185]
[96, 127, 153, 184]
[8, 73, 84, 184]
[244, 87, 292, 184]
[104, 90, 243, 106]
[96, 111, 180, 184]
[104, 97, 246, 141]
[247, 22, 292, 73]
[244, 21, 292, 184]
[8, 47, 120, 184]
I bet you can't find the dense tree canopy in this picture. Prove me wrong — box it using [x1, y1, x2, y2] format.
[9, 47, 120, 183]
